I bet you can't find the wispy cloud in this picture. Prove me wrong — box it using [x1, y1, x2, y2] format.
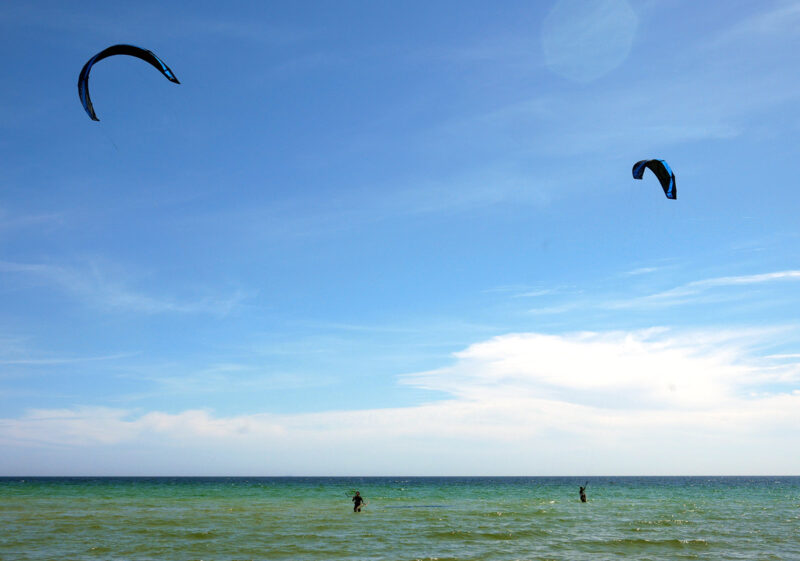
[173, 17, 315, 45]
[483, 285, 561, 298]
[713, 1, 800, 44]
[375, 166, 555, 215]
[541, 0, 638, 83]
[416, 6, 800, 165]
[122, 362, 335, 399]
[617, 270, 800, 308]
[527, 302, 582, 316]
[0, 353, 132, 366]
[766, 353, 800, 359]
[413, 32, 543, 72]
[0, 4, 313, 46]
[0, 260, 248, 315]
[0, 208, 65, 233]
[622, 266, 660, 276]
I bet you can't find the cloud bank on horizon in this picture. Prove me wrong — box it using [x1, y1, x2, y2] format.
[3, 316, 799, 475]
[1, 0, 800, 474]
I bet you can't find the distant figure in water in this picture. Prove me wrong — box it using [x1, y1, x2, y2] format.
[352, 491, 365, 512]
[579, 485, 587, 503]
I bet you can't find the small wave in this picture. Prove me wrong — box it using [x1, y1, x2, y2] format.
[425, 529, 519, 541]
[385, 505, 449, 509]
[186, 530, 215, 539]
[604, 537, 710, 549]
[630, 518, 692, 527]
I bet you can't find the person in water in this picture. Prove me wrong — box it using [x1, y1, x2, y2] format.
[352, 491, 365, 512]
[579, 485, 587, 503]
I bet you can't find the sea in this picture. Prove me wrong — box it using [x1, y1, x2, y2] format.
[1, 476, 798, 560]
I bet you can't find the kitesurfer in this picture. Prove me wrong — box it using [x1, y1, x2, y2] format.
[579, 484, 587, 503]
[352, 491, 365, 512]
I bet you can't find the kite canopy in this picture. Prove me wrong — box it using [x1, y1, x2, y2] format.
[78, 44, 180, 121]
[632, 159, 676, 200]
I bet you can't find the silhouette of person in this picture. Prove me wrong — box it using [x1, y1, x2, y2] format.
[352, 491, 365, 512]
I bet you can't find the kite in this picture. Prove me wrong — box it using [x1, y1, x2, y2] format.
[78, 44, 180, 121]
[632, 159, 676, 200]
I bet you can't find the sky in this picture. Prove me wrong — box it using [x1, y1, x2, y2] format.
[1, 0, 799, 476]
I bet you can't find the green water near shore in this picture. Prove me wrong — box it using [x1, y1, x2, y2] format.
[1, 477, 798, 560]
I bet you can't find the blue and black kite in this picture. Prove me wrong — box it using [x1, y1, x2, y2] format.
[632, 159, 676, 200]
[78, 44, 180, 121]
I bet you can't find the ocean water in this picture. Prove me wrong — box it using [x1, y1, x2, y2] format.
[0, 477, 798, 560]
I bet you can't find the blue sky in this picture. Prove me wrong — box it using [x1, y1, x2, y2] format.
[1, 0, 799, 475]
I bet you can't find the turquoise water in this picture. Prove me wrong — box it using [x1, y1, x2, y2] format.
[1, 477, 798, 560]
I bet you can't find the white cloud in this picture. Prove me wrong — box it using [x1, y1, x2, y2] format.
[400, 330, 782, 407]
[0, 407, 140, 447]
[1, 329, 798, 475]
